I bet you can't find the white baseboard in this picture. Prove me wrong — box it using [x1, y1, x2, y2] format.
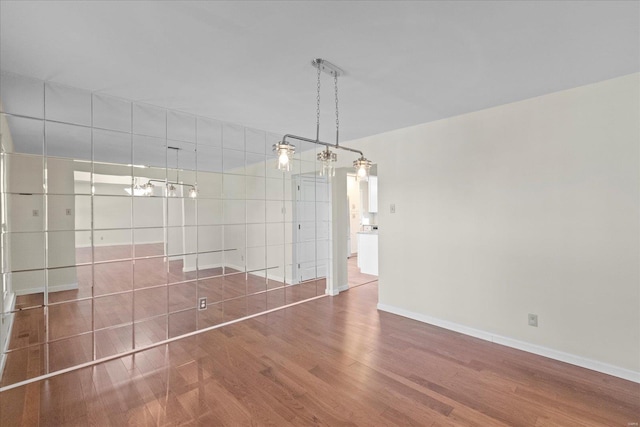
[14, 283, 79, 296]
[184, 263, 296, 286]
[182, 262, 223, 273]
[377, 303, 640, 384]
[326, 288, 340, 296]
[325, 284, 349, 296]
[245, 269, 295, 286]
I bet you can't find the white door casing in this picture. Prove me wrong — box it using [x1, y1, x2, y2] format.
[292, 175, 329, 284]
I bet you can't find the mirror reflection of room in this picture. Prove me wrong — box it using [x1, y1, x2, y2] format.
[0, 72, 329, 387]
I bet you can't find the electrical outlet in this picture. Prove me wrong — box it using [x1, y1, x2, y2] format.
[390, 204, 396, 214]
[528, 313, 538, 327]
[66, 208, 72, 216]
[32, 209, 39, 217]
[198, 297, 207, 310]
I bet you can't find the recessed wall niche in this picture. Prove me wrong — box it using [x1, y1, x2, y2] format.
[0, 71, 331, 387]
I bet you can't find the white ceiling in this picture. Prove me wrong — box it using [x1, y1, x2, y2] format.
[1, 1, 638, 142]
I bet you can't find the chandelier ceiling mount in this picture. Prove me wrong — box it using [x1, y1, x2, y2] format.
[273, 58, 373, 180]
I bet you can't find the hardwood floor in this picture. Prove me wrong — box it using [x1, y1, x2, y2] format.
[1, 281, 637, 426]
[347, 255, 377, 287]
[3, 244, 323, 388]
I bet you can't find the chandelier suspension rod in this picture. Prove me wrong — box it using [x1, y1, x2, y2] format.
[316, 62, 321, 143]
[281, 133, 363, 156]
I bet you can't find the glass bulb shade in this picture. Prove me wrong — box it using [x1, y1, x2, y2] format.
[320, 162, 335, 177]
[273, 142, 295, 172]
[144, 182, 154, 196]
[188, 187, 197, 198]
[317, 149, 337, 177]
[166, 184, 177, 197]
[276, 155, 291, 171]
[353, 156, 372, 181]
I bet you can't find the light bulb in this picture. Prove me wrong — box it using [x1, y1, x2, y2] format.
[353, 156, 372, 181]
[278, 152, 289, 166]
[277, 149, 291, 171]
[188, 187, 197, 198]
[273, 142, 295, 172]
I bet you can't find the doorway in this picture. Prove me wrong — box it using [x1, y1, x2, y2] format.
[346, 168, 378, 288]
[292, 174, 330, 285]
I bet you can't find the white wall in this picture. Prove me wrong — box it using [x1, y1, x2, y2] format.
[5, 155, 79, 294]
[345, 74, 640, 379]
[329, 168, 349, 295]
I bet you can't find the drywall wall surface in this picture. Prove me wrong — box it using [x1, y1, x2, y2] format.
[346, 73, 640, 374]
[329, 168, 349, 294]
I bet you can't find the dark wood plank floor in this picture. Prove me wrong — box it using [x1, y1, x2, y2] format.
[1, 281, 638, 426]
[347, 255, 377, 287]
[3, 244, 323, 387]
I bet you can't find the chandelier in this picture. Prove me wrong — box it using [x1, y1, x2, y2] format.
[125, 178, 196, 198]
[273, 58, 373, 179]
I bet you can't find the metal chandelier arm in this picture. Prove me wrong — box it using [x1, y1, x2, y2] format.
[146, 179, 195, 187]
[281, 133, 364, 157]
[275, 58, 372, 180]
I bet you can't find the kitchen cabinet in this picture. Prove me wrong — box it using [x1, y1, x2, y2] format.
[357, 232, 378, 275]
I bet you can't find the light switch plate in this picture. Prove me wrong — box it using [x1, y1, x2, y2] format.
[390, 204, 396, 214]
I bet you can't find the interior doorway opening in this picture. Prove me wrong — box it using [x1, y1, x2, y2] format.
[346, 167, 378, 289]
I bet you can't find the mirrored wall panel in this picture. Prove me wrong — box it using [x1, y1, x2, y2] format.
[0, 71, 331, 387]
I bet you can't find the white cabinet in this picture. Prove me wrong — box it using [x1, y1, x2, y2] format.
[357, 232, 378, 275]
[368, 176, 378, 213]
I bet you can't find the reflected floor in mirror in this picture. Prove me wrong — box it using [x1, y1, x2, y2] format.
[2, 282, 638, 426]
[3, 243, 323, 388]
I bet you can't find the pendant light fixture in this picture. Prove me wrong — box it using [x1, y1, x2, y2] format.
[133, 179, 197, 198]
[166, 184, 177, 197]
[353, 156, 372, 181]
[273, 142, 295, 171]
[126, 150, 199, 198]
[143, 181, 154, 196]
[274, 58, 372, 179]
[318, 148, 337, 177]
[125, 178, 149, 196]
